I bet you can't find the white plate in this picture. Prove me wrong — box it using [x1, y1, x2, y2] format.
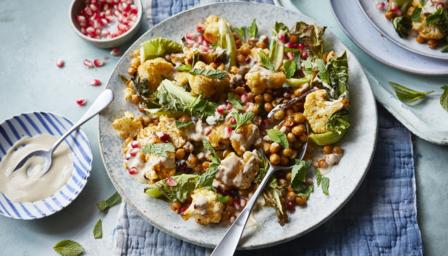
[99, 2, 377, 249]
[358, 0, 448, 61]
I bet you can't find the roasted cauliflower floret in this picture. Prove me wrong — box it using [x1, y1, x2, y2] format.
[245, 65, 286, 95]
[230, 123, 259, 156]
[138, 116, 185, 148]
[303, 89, 344, 134]
[214, 151, 259, 190]
[208, 124, 230, 149]
[188, 61, 230, 98]
[142, 153, 176, 183]
[173, 71, 191, 86]
[415, 21, 445, 40]
[137, 57, 174, 92]
[112, 112, 143, 139]
[203, 15, 221, 44]
[182, 188, 224, 225]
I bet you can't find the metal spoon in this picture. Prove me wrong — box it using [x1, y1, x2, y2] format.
[11, 89, 114, 176]
[210, 126, 309, 256]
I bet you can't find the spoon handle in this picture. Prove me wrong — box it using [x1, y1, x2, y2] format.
[51, 89, 114, 152]
[210, 165, 277, 256]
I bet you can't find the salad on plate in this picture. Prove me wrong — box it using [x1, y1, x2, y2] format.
[112, 16, 350, 226]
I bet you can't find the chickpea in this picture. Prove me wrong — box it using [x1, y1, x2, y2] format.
[175, 148, 186, 159]
[252, 105, 260, 115]
[254, 95, 264, 104]
[293, 113, 306, 124]
[318, 159, 328, 168]
[269, 153, 281, 165]
[263, 142, 271, 154]
[230, 66, 239, 74]
[256, 41, 267, 49]
[170, 201, 181, 212]
[292, 124, 305, 136]
[281, 156, 289, 166]
[416, 35, 426, 44]
[237, 54, 246, 64]
[295, 196, 307, 206]
[284, 117, 295, 127]
[273, 109, 285, 120]
[131, 94, 139, 104]
[187, 154, 198, 166]
[333, 146, 344, 154]
[264, 102, 273, 112]
[287, 191, 296, 201]
[286, 172, 292, 181]
[179, 115, 191, 123]
[322, 145, 333, 154]
[299, 134, 308, 143]
[223, 149, 232, 158]
[289, 35, 297, 43]
[142, 116, 151, 126]
[263, 93, 273, 102]
[130, 58, 140, 67]
[128, 67, 137, 76]
[428, 39, 439, 49]
[202, 161, 210, 170]
[247, 92, 255, 102]
[270, 142, 281, 154]
[287, 132, 296, 143]
[385, 10, 395, 20]
[234, 86, 245, 95]
[294, 88, 302, 97]
[283, 148, 293, 158]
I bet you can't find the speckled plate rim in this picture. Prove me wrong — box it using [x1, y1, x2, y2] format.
[99, 2, 378, 249]
[0, 112, 93, 220]
[357, 0, 448, 61]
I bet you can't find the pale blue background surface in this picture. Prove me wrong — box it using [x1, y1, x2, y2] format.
[0, 0, 446, 255]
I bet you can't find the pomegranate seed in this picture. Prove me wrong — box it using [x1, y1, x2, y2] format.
[240, 94, 248, 103]
[224, 127, 233, 138]
[196, 23, 205, 33]
[230, 117, 237, 125]
[56, 59, 65, 68]
[110, 47, 121, 56]
[86, 26, 95, 33]
[166, 177, 177, 187]
[131, 141, 139, 148]
[226, 102, 233, 110]
[84, 7, 93, 16]
[129, 149, 138, 157]
[278, 33, 286, 43]
[285, 42, 297, 48]
[90, 4, 98, 11]
[301, 51, 308, 60]
[297, 43, 305, 50]
[185, 32, 196, 41]
[390, 5, 399, 12]
[91, 79, 102, 86]
[287, 200, 295, 212]
[76, 98, 87, 106]
[128, 167, 138, 175]
[216, 105, 226, 114]
[77, 15, 86, 23]
[130, 5, 138, 14]
[93, 59, 104, 67]
[376, 2, 386, 10]
[117, 23, 128, 31]
[287, 52, 295, 60]
[159, 133, 171, 142]
[83, 59, 94, 68]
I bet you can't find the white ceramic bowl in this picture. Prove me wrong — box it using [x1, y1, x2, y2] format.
[69, 0, 143, 48]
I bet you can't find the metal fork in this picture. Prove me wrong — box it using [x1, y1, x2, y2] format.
[211, 123, 309, 256]
[10, 89, 114, 176]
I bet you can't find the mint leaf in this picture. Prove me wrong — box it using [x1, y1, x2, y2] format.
[247, 19, 258, 38]
[283, 59, 297, 79]
[142, 143, 175, 157]
[411, 7, 422, 22]
[232, 111, 254, 130]
[321, 176, 330, 195]
[93, 219, 103, 239]
[233, 27, 246, 41]
[290, 160, 311, 192]
[146, 174, 199, 202]
[316, 59, 330, 85]
[440, 85, 448, 112]
[190, 68, 227, 79]
[217, 194, 230, 203]
[390, 82, 433, 104]
[176, 64, 192, 72]
[96, 192, 122, 212]
[267, 128, 289, 148]
[175, 120, 193, 128]
[227, 93, 244, 110]
[258, 50, 274, 70]
[53, 240, 84, 256]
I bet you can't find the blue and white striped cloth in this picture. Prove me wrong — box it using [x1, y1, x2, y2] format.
[0, 112, 92, 220]
[113, 1, 423, 255]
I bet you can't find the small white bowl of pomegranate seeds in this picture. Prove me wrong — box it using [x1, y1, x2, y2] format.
[70, 0, 143, 48]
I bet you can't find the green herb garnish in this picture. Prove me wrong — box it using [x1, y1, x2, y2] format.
[175, 120, 194, 128]
[247, 19, 258, 38]
[440, 85, 448, 112]
[267, 128, 289, 148]
[258, 50, 274, 70]
[232, 111, 255, 130]
[411, 7, 422, 22]
[217, 194, 230, 203]
[145, 174, 199, 202]
[290, 160, 311, 193]
[390, 82, 433, 104]
[53, 240, 84, 256]
[283, 59, 297, 79]
[176, 64, 192, 72]
[392, 16, 412, 38]
[96, 192, 122, 213]
[316, 171, 330, 196]
[142, 143, 175, 157]
[227, 93, 244, 110]
[190, 68, 227, 79]
[93, 219, 103, 239]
